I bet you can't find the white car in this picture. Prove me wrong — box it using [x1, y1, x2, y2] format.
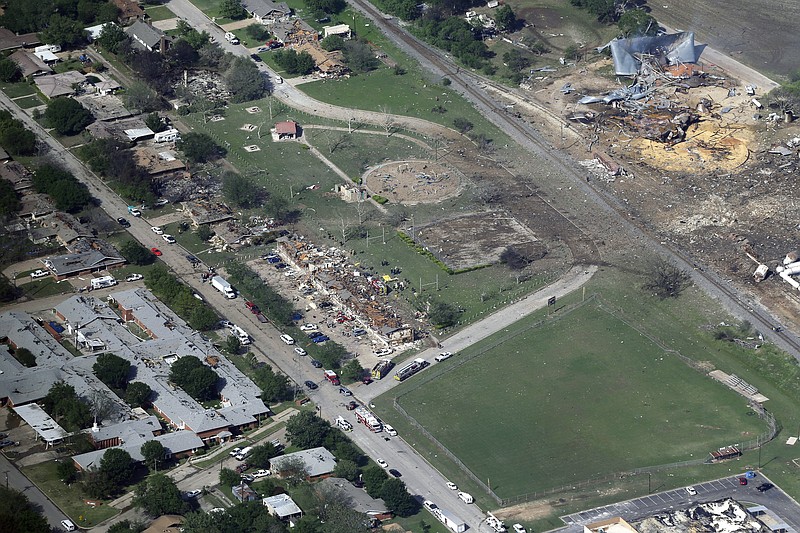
[151, 226, 164, 235]
[435, 351, 453, 362]
[60, 520, 76, 532]
[125, 273, 143, 282]
[375, 348, 394, 356]
[513, 525, 527, 533]
[185, 489, 202, 498]
[209, 507, 226, 514]
[129, 208, 142, 217]
[300, 323, 318, 331]
[446, 481, 458, 490]
[686, 486, 697, 496]
[423, 500, 437, 511]
[294, 347, 307, 356]
[377, 459, 388, 468]
[253, 469, 271, 479]
[384, 424, 398, 437]
[29, 269, 48, 279]
[162, 234, 176, 244]
[229, 447, 242, 457]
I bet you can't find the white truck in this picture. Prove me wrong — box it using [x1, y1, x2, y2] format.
[211, 276, 236, 299]
[234, 446, 253, 461]
[224, 31, 240, 44]
[91, 276, 117, 289]
[230, 324, 251, 345]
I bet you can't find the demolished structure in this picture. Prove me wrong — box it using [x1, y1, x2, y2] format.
[603, 32, 698, 77]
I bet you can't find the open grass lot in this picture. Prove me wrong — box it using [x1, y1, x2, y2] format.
[20, 278, 74, 299]
[389, 299, 765, 499]
[1, 81, 36, 98]
[23, 461, 118, 526]
[14, 95, 44, 109]
[144, 5, 176, 21]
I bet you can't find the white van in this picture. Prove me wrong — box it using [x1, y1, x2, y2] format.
[280, 334, 295, 345]
[458, 491, 474, 504]
[61, 520, 76, 531]
[335, 416, 352, 431]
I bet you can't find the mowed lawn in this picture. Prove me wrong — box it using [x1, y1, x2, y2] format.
[396, 303, 765, 497]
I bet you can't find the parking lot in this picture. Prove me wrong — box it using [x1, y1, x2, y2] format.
[560, 475, 800, 531]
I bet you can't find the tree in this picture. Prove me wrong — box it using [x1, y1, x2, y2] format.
[0, 57, 21, 82]
[222, 171, 265, 208]
[428, 301, 460, 328]
[248, 443, 280, 468]
[252, 364, 291, 402]
[220, 0, 246, 19]
[274, 456, 309, 486]
[169, 356, 218, 401]
[274, 49, 315, 75]
[177, 132, 225, 164]
[56, 460, 77, 484]
[503, 49, 530, 73]
[44, 97, 93, 136]
[97, 21, 128, 54]
[0, 178, 20, 220]
[42, 381, 92, 431]
[0, 113, 36, 155]
[0, 0, 53, 33]
[0, 486, 50, 533]
[134, 473, 187, 516]
[342, 40, 378, 73]
[100, 448, 136, 488]
[362, 466, 388, 498]
[93, 353, 131, 390]
[333, 458, 359, 481]
[225, 57, 267, 103]
[617, 8, 658, 37]
[643, 257, 691, 299]
[14, 347, 36, 367]
[196, 224, 214, 241]
[452, 117, 473, 134]
[494, 4, 517, 32]
[245, 23, 271, 41]
[125, 381, 152, 408]
[321, 34, 345, 51]
[339, 359, 364, 382]
[380, 477, 418, 516]
[224, 335, 242, 355]
[122, 81, 163, 114]
[108, 520, 146, 533]
[120, 240, 156, 266]
[39, 14, 87, 48]
[83, 470, 116, 499]
[167, 39, 200, 67]
[141, 440, 166, 471]
[188, 305, 219, 332]
[286, 411, 331, 449]
[220, 467, 240, 488]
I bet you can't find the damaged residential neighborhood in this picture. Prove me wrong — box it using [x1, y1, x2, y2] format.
[1, 0, 800, 531]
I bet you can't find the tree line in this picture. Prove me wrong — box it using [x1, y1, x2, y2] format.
[144, 264, 219, 331]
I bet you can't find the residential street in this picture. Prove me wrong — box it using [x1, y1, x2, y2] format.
[0, 453, 70, 530]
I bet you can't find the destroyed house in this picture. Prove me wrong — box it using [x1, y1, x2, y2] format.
[241, 0, 290, 23]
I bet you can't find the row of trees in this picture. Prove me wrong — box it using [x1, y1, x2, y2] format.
[144, 264, 219, 331]
[0, 0, 118, 43]
[32, 164, 93, 213]
[0, 110, 37, 156]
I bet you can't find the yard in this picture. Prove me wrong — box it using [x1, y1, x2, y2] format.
[144, 4, 176, 21]
[23, 461, 118, 527]
[379, 298, 766, 500]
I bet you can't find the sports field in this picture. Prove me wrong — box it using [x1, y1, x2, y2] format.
[395, 301, 766, 498]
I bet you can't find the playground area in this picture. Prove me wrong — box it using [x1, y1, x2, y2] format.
[363, 160, 462, 205]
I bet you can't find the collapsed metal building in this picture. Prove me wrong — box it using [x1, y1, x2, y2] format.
[601, 32, 699, 76]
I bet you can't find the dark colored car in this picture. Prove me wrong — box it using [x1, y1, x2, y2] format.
[117, 217, 130, 227]
[346, 401, 358, 410]
[738, 477, 747, 485]
[186, 254, 200, 264]
[250, 53, 262, 62]
[305, 380, 318, 390]
[235, 463, 249, 473]
[757, 483, 774, 492]
[310, 359, 322, 368]
[352, 479, 365, 488]
[388, 469, 402, 478]
[312, 335, 330, 343]
[308, 331, 323, 338]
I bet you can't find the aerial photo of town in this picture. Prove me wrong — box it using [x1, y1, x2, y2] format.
[0, 0, 799, 531]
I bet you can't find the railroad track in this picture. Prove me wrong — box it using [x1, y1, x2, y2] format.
[348, 0, 800, 359]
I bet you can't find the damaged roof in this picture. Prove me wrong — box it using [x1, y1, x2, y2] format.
[605, 32, 698, 76]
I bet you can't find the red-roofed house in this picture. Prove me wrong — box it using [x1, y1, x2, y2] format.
[274, 121, 300, 140]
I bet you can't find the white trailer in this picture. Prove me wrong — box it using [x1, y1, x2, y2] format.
[154, 128, 180, 143]
[91, 276, 117, 289]
[433, 508, 467, 533]
[211, 276, 236, 298]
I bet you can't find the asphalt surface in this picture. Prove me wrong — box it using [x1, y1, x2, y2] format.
[560, 474, 800, 532]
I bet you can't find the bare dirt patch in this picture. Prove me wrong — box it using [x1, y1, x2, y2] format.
[363, 160, 462, 205]
[414, 211, 543, 271]
[496, 499, 557, 522]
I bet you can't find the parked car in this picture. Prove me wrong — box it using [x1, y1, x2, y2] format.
[757, 483, 774, 492]
[352, 328, 367, 336]
[377, 459, 388, 468]
[186, 254, 200, 264]
[0, 440, 17, 447]
[250, 53, 262, 62]
[352, 479, 365, 488]
[738, 477, 747, 485]
[117, 217, 130, 227]
[446, 481, 458, 490]
[294, 347, 307, 356]
[375, 348, 393, 356]
[235, 462, 249, 474]
[423, 500, 437, 511]
[151, 248, 162, 256]
[253, 469, 271, 479]
[512, 525, 527, 533]
[305, 380, 318, 390]
[125, 273, 143, 282]
[151, 226, 164, 235]
[346, 400, 358, 410]
[308, 331, 324, 338]
[339, 387, 352, 396]
[229, 447, 242, 457]
[686, 486, 697, 496]
[240, 474, 254, 483]
[312, 335, 330, 343]
[389, 468, 402, 478]
[310, 359, 322, 368]
[384, 424, 398, 437]
[435, 351, 453, 362]
[300, 323, 317, 331]
[61, 519, 76, 531]
[185, 489, 202, 498]
[29, 269, 48, 279]
[162, 234, 176, 244]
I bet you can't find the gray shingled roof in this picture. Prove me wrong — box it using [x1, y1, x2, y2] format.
[270, 447, 336, 478]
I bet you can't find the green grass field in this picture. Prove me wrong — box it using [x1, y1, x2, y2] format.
[144, 5, 175, 21]
[1, 81, 35, 98]
[390, 301, 765, 499]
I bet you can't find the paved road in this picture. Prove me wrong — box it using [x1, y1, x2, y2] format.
[0, 453, 70, 530]
[560, 474, 800, 532]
